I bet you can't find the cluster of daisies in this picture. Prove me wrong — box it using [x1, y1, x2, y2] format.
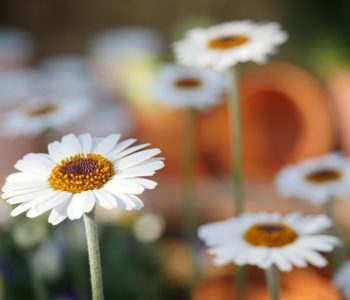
[2, 19, 350, 299]
[154, 19, 349, 298]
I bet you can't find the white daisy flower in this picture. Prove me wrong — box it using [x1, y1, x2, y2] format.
[174, 20, 288, 71]
[275, 153, 350, 204]
[152, 64, 225, 109]
[334, 260, 350, 298]
[2, 133, 164, 225]
[2, 95, 92, 138]
[199, 212, 338, 272]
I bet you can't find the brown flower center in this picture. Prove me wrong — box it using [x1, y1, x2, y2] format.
[174, 78, 202, 89]
[48, 153, 114, 193]
[27, 103, 58, 117]
[208, 35, 249, 50]
[305, 168, 342, 184]
[244, 223, 297, 247]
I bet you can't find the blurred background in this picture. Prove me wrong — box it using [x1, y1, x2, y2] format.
[1, 0, 350, 299]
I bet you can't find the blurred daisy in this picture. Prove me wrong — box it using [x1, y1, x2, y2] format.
[275, 153, 350, 204]
[152, 64, 225, 109]
[0, 27, 35, 69]
[0, 69, 42, 105]
[88, 26, 163, 95]
[334, 260, 350, 298]
[2, 133, 164, 225]
[89, 26, 163, 62]
[199, 212, 338, 272]
[174, 20, 288, 71]
[40, 55, 96, 97]
[2, 96, 91, 138]
[69, 100, 135, 137]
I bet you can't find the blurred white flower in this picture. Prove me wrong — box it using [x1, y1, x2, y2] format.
[89, 26, 163, 62]
[174, 20, 287, 71]
[2, 133, 164, 225]
[133, 212, 165, 243]
[2, 95, 92, 138]
[334, 260, 350, 298]
[275, 153, 350, 204]
[199, 212, 338, 272]
[12, 218, 48, 249]
[88, 27, 163, 95]
[32, 240, 63, 281]
[0, 28, 35, 69]
[152, 64, 225, 110]
[0, 69, 42, 106]
[69, 101, 135, 137]
[40, 55, 97, 97]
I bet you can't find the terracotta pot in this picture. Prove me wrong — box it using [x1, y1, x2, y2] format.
[199, 61, 336, 178]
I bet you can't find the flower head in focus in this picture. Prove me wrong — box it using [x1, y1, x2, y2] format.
[152, 64, 225, 110]
[2, 96, 92, 138]
[2, 133, 164, 225]
[199, 212, 338, 272]
[174, 20, 288, 71]
[275, 153, 350, 204]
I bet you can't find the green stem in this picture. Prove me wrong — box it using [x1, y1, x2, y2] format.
[235, 266, 246, 300]
[226, 68, 245, 300]
[84, 211, 104, 300]
[226, 68, 244, 216]
[324, 198, 345, 272]
[26, 254, 48, 300]
[181, 108, 199, 287]
[265, 266, 279, 300]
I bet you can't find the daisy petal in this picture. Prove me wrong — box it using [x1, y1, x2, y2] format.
[93, 134, 121, 155]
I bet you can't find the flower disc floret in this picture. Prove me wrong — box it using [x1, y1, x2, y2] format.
[48, 153, 114, 193]
[208, 35, 249, 49]
[27, 103, 58, 117]
[244, 222, 297, 247]
[174, 78, 202, 89]
[305, 168, 342, 184]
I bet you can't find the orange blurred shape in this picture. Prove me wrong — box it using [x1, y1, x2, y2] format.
[326, 70, 350, 155]
[0, 136, 43, 183]
[193, 267, 339, 300]
[134, 107, 208, 176]
[158, 239, 193, 289]
[199, 61, 336, 178]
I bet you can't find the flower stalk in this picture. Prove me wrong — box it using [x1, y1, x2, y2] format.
[265, 266, 279, 300]
[182, 108, 199, 285]
[84, 211, 104, 300]
[324, 198, 345, 272]
[226, 68, 244, 216]
[226, 68, 246, 300]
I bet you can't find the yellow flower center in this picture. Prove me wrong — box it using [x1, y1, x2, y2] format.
[305, 168, 342, 184]
[244, 223, 297, 247]
[48, 153, 114, 193]
[208, 35, 249, 50]
[27, 103, 58, 117]
[174, 78, 202, 89]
